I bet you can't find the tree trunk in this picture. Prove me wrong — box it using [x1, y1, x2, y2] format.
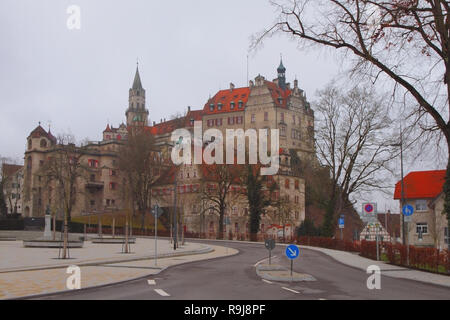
[62, 211, 68, 259]
[218, 209, 224, 240]
[443, 142, 450, 250]
[124, 215, 129, 254]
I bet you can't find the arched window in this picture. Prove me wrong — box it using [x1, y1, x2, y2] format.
[28, 139, 32, 150]
[40, 139, 47, 148]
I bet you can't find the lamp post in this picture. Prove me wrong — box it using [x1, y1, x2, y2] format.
[390, 127, 409, 265]
[166, 137, 183, 251]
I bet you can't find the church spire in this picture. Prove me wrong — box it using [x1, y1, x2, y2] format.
[126, 63, 148, 127]
[132, 64, 143, 90]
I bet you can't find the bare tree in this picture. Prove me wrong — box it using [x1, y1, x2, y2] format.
[40, 135, 87, 259]
[255, 0, 450, 232]
[270, 196, 296, 242]
[118, 130, 166, 231]
[200, 163, 244, 239]
[314, 84, 395, 235]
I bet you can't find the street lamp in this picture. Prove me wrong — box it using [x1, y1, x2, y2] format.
[390, 127, 409, 265]
[165, 137, 184, 251]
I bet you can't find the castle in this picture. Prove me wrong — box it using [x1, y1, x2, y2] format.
[21, 60, 315, 239]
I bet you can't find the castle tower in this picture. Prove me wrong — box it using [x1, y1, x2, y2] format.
[277, 58, 287, 90]
[126, 65, 149, 127]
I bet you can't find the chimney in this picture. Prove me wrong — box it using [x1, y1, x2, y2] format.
[230, 83, 235, 92]
[153, 121, 156, 126]
[160, 119, 162, 123]
[187, 106, 191, 112]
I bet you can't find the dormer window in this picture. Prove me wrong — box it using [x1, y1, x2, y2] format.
[218, 103, 223, 111]
[210, 104, 215, 111]
[230, 101, 235, 110]
[238, 100, 243, 109]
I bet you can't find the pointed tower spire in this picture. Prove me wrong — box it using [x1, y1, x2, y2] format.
[277, 55, 287, 90]
[126, 63, 148, 127]
[132, 64, 143, 90]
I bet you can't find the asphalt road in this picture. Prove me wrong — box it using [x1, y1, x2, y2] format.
[33, 240, 450, 300]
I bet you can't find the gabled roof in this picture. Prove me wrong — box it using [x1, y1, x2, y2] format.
[28, 125, 57, 143]
[394, 170, 446, 200]
[265, 81, 291, 108]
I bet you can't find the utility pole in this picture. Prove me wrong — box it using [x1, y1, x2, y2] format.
[391, 127, 409, 265]
[173, 161, 178, 251]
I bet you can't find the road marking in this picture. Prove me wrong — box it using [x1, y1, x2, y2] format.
[262, 279, 273, 284]
[319, 298, 327, 300]
[147, 280, 156, 285]
[254, 256, 278, 267]
[154, 289, 170, 297]
[282, 287, 300, 294]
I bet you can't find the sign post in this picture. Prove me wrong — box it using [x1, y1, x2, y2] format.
[264, 239, 275, 265]
[285, 244, 300, 278]
[402, 204, 414, 265]
[339, 215, 345, 240]
[152, 204, 163, 266]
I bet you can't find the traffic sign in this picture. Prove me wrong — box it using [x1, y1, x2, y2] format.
[265, 239, 275, 251]
[363, 203, 376, 214]
[285, 245, 300, 260]
[152, 205, 163, 218]
[339, 217, 345, 229]
[402, 205, 414, 217]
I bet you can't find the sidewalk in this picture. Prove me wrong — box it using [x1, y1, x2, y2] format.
[0, 235, 238, 299]
[299, 245, 450, 288]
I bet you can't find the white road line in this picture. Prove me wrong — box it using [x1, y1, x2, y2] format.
[282, 287, 300, 294]
[262, 279, 273, 284]
[254, 256, 278, 267]
[154, 289, 170, 297]
[147, 280, 156, 285]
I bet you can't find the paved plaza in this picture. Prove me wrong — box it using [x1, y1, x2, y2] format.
[0, 231, 238, 299]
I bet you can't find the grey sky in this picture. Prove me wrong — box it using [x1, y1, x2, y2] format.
[0, 0, 444, 213]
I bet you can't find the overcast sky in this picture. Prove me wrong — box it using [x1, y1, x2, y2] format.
[0, 0, 444, 213]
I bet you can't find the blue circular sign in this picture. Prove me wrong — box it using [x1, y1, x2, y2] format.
[402, 205, 414, 217]
[285, 245, 300, 260]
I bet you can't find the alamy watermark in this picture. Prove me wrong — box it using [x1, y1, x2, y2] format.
[66, 5, 81, 30]
[66, 265, 81, 290]
[171, 121, 280, 175]
[366, 265, 381, 290]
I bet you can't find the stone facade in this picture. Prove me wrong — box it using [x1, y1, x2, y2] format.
[1, 164, 24, 215]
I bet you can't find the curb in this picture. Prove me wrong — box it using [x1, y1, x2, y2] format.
[255, 264, 316, 282]
[0, 244, 213, 274]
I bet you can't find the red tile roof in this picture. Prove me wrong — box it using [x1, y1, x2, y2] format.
[265, 81, 291, 108]
[203, 81, 291, 115]
[147, 109, 204, 135]
[2, 164, 23, 177]
[203, 87, 250, 115]
[394, 170, 446, 200]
